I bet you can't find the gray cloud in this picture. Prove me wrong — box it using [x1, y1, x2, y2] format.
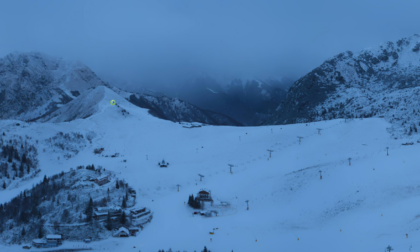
[1, 0, 419, 90]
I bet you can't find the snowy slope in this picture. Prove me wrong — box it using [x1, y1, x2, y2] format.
[1, 90, 420, 251]
[38, 86, 108, 123]
[266, 34, 420, 137]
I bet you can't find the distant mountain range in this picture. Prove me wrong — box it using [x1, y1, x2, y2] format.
[161, 75, 293, 126]
[265, 34, 420, 137]
[3, 33, 420, 137]
[0, 52, 241, 126]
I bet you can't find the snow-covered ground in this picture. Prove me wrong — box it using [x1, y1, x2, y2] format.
[1, 87, 420, 252]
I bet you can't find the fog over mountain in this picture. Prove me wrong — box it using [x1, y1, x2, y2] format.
[1, 0, 420, 92]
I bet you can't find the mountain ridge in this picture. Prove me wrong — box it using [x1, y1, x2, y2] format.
[0, 52, 241, 126]
[265, 34, 420, 137]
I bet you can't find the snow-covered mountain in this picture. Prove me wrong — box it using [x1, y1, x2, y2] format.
[0, 52, 105, 121]
[0, 52, 240, 126]
[266, 34, 420, 137]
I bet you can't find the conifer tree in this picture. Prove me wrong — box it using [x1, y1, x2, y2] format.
[7, 149, 13, 163]
[21, 227, 26, 236]
[116, 180, 119, 189]
[122, 197, 127, 208]
[14, 149, 20, 161]
[106, 211, 112, 230]
[121, 211, 126, 225]
[2, 181, 5, 189]
[19, 163, 24, 177]
[38, 226, 43, 238]
[85, 197, 93, 222]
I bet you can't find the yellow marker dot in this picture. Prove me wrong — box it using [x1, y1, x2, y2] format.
[110, 100, 116, 105]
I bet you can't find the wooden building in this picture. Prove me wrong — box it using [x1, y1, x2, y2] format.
[128, 227, 140, 236]
[197, 190, 210, 199]
[94, 175, 110, 186]
[32, 239, 47, 248]
[130, 207, 150, 219]
[196, 190, 214, 207]
[93, 207, 122, 220]
[46, 234, 62, 245]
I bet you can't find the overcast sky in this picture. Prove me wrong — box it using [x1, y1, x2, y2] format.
[1, 0, 419, 89]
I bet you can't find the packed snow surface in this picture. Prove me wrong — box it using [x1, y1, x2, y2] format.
[1, 87, 420, 252]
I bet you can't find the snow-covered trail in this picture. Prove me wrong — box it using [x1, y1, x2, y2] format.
[1, 87, 419, 252]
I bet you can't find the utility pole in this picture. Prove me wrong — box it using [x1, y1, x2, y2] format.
[348, 158, 352, 166]
[297, 136, 303, 145]
[198, 174, 204, 181]
[267, 150, 274, 158]
[386, 147, 389, 156]
[176, 184, 180, 192]
[317, 128, 322, 135]
[228, 164, 234, 174]
[245, 200, 249, 210]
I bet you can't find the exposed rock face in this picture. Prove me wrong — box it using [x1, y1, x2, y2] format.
[127, 93, 243, 126]
[266, 34, 420, 136]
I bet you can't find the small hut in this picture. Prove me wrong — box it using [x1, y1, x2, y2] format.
[114, 227, 130, 237]
[158, 159, 170, 168]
